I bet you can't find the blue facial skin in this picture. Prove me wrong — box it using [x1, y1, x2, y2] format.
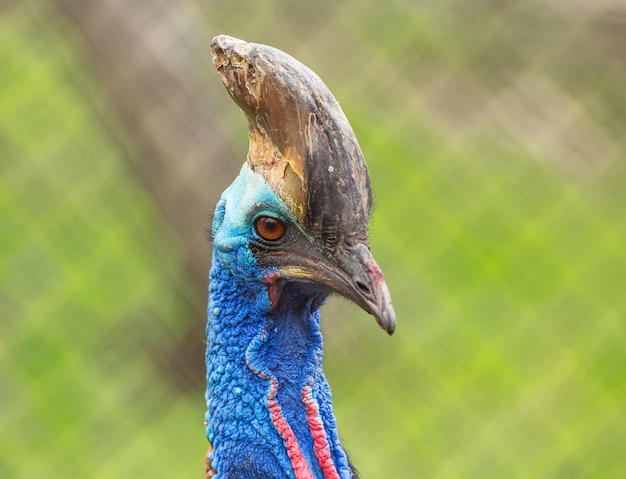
[206, 165, 353, 479]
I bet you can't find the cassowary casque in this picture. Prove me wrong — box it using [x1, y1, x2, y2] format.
[205, 35, 396, 479]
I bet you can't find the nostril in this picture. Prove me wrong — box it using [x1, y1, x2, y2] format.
[355, 280, 371, 296]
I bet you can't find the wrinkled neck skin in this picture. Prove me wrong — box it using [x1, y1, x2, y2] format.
[205, 166, 353, 479]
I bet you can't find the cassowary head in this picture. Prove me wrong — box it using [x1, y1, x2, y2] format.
[210, 35, 395, 333]
[206, 35, 395, 479]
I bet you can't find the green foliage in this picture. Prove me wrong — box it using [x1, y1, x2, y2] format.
[0, 9, 204, 478]
[329, 112, 626, 478]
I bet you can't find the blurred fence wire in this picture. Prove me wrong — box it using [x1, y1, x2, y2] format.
[2, 0, 625, 477]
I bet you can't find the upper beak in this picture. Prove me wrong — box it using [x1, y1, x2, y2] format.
[333, 243, 396, 335]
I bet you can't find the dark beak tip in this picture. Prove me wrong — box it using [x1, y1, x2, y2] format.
[370, 295, 396, 335]
[380, 309, 397, 336]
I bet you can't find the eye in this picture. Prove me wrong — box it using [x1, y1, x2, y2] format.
[254, 216, 285, 241]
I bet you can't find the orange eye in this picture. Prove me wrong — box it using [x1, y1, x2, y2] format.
[255, 216, 285, 241]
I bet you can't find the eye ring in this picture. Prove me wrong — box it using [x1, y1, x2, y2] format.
[254, 216, 285, 241]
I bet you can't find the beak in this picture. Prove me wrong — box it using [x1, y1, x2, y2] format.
[278, 242, 396, 335]
[333, 244, 396, 334]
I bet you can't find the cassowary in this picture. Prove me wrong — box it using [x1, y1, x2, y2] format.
[205, 35, 396, 479]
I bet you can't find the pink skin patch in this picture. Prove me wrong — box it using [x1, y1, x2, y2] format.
[302, 385, 342, 479]
[268, 378, 315, 479]
[366, 258, 385, 287]
[263, 271, 282, 308]
[255, 273, 345, 478]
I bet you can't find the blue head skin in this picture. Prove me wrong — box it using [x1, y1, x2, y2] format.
[206, 165, 353, 478]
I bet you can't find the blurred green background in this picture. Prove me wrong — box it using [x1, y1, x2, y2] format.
[2, 0, 625, 477]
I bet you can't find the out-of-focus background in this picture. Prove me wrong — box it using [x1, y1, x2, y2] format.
[2, 0, 625, 477]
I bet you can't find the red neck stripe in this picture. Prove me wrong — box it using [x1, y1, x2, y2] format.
[268, 378, 315, 479]
[302, 385, 342, 479]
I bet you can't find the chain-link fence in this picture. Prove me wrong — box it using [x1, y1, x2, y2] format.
[2, 0, 625, 477]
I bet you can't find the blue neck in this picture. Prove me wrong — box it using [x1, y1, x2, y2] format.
[206, 253, 353, 479]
